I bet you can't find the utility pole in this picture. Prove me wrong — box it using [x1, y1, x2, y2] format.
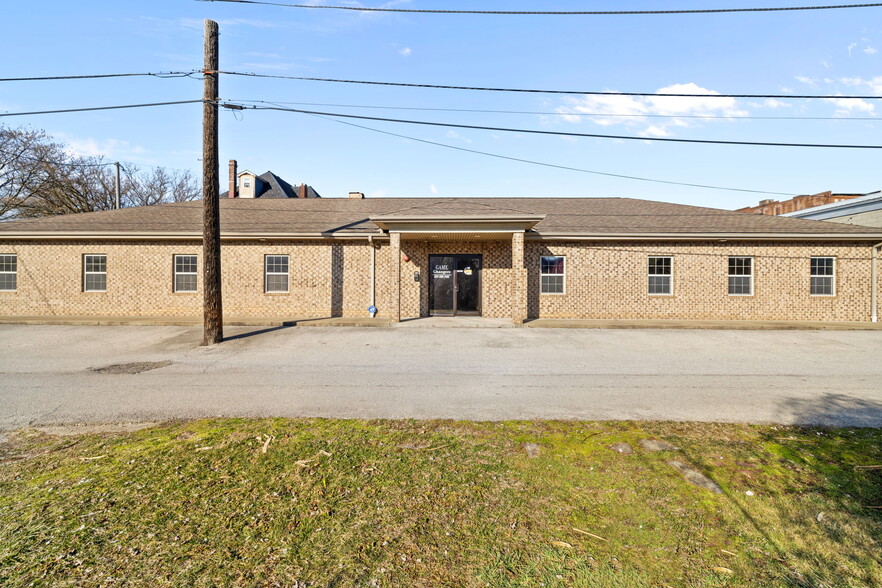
[114, 162, 121, 210]
[202, 19, 223, 345]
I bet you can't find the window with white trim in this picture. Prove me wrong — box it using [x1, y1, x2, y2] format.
[174, 255, 197, 293]
[728, 256, 753, 296]
[83, 254, 107, 292]
[540, 256, 565, 294]
[810, 256, 835, 296]
[265, 255, 289, 293]
[648, 256, 672, 295]
[0, 254, 16, 291]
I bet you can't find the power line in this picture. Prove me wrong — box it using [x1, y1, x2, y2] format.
[0, 100, 204, 118]
[198, 0, 882, 16]
[0, 148, 114, 168]
[0, 148, 197, 175]
[0, 71, 199, 82]
[218, 71, 882, 100]
[297, 108, 796, 197]
[223, 102, 882, 149]
[229, 98, 881, 121]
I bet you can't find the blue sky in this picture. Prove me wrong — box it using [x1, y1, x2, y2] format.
[2, 1, 881, 209]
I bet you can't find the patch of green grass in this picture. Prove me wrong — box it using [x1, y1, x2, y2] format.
[1, 419, 880, 586]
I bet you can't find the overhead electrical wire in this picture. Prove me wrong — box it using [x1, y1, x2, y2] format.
[0, 100, 204, 118]
[0, 148, 116, 168]
[217, 71, 882, 100]
[229, 99, 882, 121]
[197, 0, 882, 16]
[0, 71, 199, 82]
[222, 102, 882, 149]
[295, 108, 797, 197]
[0, 149, 196, 174]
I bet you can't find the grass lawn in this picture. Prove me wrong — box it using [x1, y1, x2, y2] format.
[1, 419, 881, 587]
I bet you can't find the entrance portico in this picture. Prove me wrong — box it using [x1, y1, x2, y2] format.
[370, 213, 544, 324]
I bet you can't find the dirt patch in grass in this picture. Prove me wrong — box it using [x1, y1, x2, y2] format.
[1, 419, 880, 586]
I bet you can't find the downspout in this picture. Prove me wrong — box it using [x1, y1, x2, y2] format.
[369, 235, 376, 317]
[873, 242, 882, 323]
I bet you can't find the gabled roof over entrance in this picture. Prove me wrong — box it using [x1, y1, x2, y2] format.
[2, 197, 882, 240]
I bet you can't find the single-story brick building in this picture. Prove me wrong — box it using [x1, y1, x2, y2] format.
[1, 195, 881, 324]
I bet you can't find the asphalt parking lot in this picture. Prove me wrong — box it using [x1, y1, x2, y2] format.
[2, 323, 881, 430]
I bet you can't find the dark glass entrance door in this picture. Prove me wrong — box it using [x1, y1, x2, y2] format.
[429, 254, 482, 316]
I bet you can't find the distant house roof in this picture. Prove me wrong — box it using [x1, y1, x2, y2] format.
[220, 171, 321, 199]
[2, 197, 881, 241]
[781, 190, 882, 221]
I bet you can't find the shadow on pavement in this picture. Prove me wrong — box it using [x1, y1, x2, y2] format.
[222, 325, 293, 342]
[777, 393, 882, 428]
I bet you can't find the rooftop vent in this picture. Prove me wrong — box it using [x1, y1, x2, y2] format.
[349, 192, 365, 199]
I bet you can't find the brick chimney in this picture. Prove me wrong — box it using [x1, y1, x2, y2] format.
[228, 160, 237, 198]
[299, 184, 307, 199]
[348, 191, 365, 199]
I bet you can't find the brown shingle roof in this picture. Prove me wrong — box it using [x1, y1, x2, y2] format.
[1, 197, 881, 238]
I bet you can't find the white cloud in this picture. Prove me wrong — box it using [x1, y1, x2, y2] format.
[820, 60, 832, 69]
[429, 184, 438, 194]
[762, 98, 792, 109]
[848, 42, 858, 57]
[445, 130, 472, 143]
[838, 75, 882, 95]
[824, 96, 876, 116]
[795, 76, 817, 86]
[555, 82, 748, 137]
[398, 47, 412, 56]
[865, 46, 878, 55]
[641, 125, 672, 137]
[59, 135, 146, 160]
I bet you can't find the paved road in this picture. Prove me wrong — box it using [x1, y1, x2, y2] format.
[2, 324, 881, 430]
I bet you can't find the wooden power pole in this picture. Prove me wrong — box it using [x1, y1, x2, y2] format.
[202, 19, 223, 345]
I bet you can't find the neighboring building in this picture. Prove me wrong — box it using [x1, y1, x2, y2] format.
[781, 190, 882, 228]
[737, 191, 863, 216]
[1, 195, 881, 324]
[221, 161, 321, 200]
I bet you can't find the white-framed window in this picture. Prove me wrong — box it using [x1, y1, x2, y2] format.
[810, 256, 836, 296]
[648, 256, 673, 295]
[265, 255, 289, 293]
[0, 254, 16, 291]
[728, 256, 753, 296]
[83, 254, 107, 292]
[174, 255, 198, 293]
[540, 256, 565, 294]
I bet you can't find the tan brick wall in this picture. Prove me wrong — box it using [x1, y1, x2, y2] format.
[0, 240, 388, 319]
[526, 240, 880, 321]
[1, 238, 879, 322]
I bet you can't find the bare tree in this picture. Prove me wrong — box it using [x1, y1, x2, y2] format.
[21, 159, 117, 218]
[1, 125, 201, 220]
[123, 165, 200, 207]
[0, 126, 66, 220]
